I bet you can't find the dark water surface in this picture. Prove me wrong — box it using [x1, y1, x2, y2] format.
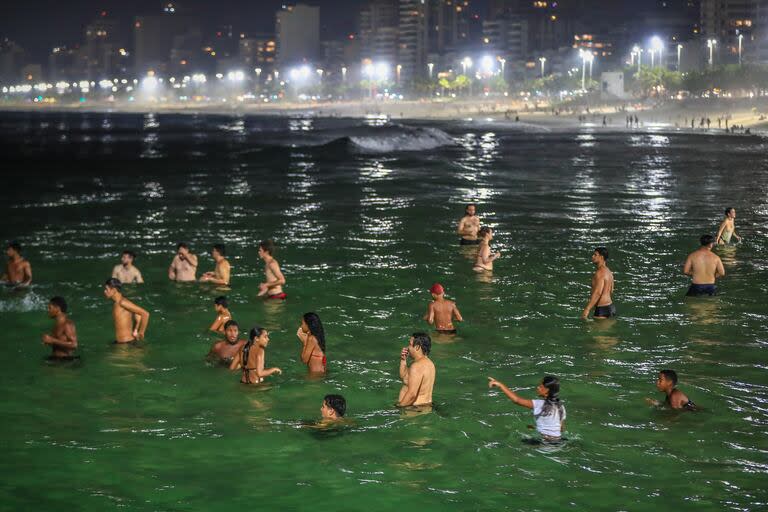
[1, 112, 767, 511]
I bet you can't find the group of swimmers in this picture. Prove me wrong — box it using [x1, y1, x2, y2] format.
[4, 204, 742, 437]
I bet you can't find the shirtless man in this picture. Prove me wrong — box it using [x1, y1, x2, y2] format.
[230, 326, 282, 384]
[200, 244, 230, 286]
[457, 204, 481, 245]
[103, 278, 150, 343]
[42, 296, 78, 359]
[206, 320, 246, 366]
[112, 250, 144, 284]
[715, 207, 742, 245]
[2, 241, 32, 288]
[424, 283, 463, 334]
[397, 333, 436, 407]
[208, 296, 232, 333]
[581, 247, 615, 319]
[473, 227, 501, 272]
[683, 235, 725, 296]
[168, 242, 198, 282]
[257, 239, 286, 300]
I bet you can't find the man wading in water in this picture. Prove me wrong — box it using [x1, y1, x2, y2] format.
[581, 247, 615, 319]
[683, 235, 725, 297]
[397, 333, 436, 408]
[457, 204, 481, 245]
[103, 278, 150, 343]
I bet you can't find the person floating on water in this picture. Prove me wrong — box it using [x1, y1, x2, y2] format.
[168, 242, 198, 282]
[457, 204, 481, 245]
[103, 278, 150, 343]
[397, 333, 436, 407]
[42, 296, 78, 360]
[2, 241, 32, 288]
[715, 207, 742, 246]
[473, 227, 501, 272]
[581, 247, 616, 319]
[646, 369, 696, 410]
[297, 312, 326, 374]
[207, 320, 246, 366]
[257, 239, 286, 300]
[424, 283, 463, 335]
[199, 244, 230, 286]
[207, 296, 232, 333]
[488, 375, 566, 443]
[112, 250, 143, 284]
[320, 394, 346, 421]
[683, 235, 725, 297]
[231, 326, 282, 384]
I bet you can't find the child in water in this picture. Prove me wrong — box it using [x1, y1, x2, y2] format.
[488, 375, 566, 442]
[646, 369, 696, 410]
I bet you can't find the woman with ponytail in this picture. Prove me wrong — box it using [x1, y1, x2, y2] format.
[230, 325, 282, 384]
[488, 375, 566, 442]
[297, 312, 326, 374]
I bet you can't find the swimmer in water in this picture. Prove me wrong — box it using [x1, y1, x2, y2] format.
[207, 320, 246, 366]
[103, 278, 150, 343]
[457, 204, 481, 245]
[646, 369, 696, 410]
[473, 227, 501, 272]
[112, 250, 144, 284]
[257, 239, 286, 300]
[297, 312, 326, 374]
[488, 375, 566, 442]
[397, 333, 436, 407]
[424, 283, 463, 335]
[320, 394, 347, 421]
[208, 296, 232, 333]
[683, 234, 725, 297]
[42, 296, 78, 359]
[200, 244, 231, 286]
[230, 326, 282, 384]
[168, 242, 198, 282]
[715, 207, 742, 245]
[2, 241, 32, 288]
[581, 247, 616, 319]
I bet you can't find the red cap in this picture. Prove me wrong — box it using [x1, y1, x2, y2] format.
[430, 283, 445, 295]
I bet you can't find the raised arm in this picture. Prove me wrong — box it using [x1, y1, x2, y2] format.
[581, 273, 605, 319]
[399, 349, 409, 383]
[208, 314, 227, 333]
[488, 377, 534, 409]
[300, 335, 315, 364]
[398, 365, 424, 407]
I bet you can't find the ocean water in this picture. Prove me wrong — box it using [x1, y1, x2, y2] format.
[0, 111, 767, 511]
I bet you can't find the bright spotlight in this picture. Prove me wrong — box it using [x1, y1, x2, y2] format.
[481, 55, 494, 73]
[141, 76, 158, 91]
[227, 70, 245, 82]
[650, 36, 663, 51]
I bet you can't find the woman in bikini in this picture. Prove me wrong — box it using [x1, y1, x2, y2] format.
[297, 312, 327, 375]
[473, 226, 501, 272]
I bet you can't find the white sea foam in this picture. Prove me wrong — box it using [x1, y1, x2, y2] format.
[349, 126, 454, 153]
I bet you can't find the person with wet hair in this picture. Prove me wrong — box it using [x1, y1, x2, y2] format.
[581, 247, 616, 319]
[200, 244, 230, 286]
[208, 296, 232, 333]
[646, 369, 696, 410]
[257, 239, 286, 300]
[42, 296, 78, 359]
[103, 278, 150, 343]
[230, 326, 282, 384]
[297, 312, 326, 374]
[457, 204, 481, 245]
[715, 207, 742, 245]
[168, 242, 198, 282]
[488, 375, 566, 442]
[321, 394, 347, 420]
[473, 227, 501, 272]
[112, 250, 143, 284]
[397, 332, 436, 407]
[2, 241, 32, 288]
[207, 320, 246, 366]
[683, 234, 725, 296]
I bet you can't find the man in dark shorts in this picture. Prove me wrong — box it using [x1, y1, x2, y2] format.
[683, 235, 725, 296]
[457, 204, 481, 245]
[581, 247, 616, 319]
[42, 296, 78, 359]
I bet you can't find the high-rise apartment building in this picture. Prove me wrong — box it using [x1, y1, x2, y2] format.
[701, 0, 759, 63]
[276, 4, 321, 67]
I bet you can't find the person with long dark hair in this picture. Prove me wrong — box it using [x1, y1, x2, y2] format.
[488, 375, 566, 442]
[297, 312, 326, 374]
[231, 326, 282, 384]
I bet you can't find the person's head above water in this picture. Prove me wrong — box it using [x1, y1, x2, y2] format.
[48, 296, 68, 317]
[104, 278, 122, 297]
[249, 325, 270, 347]
[478, 226, 493, 241]
[223, 319, 239, 343]
[212, 244, 226, 259]
[592, 247, 609, 264]
[537, 375, 560, 400]
[6, 241, 21, 258]
[302, 312, 326, 352]
[214, 295, 228, 311]
[465, 204, 477, 217]
[656, 369, 678, 392]
[700, 234, 715, 247]
[321, 394, 347, 419]
[258, 239, 276, 258]
[724, 207, 735, 218]
[430, 283, 445, 297]
[121, 250, 136, 266]
[409, 332, 432, 357]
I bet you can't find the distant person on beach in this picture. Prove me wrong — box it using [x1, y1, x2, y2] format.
[683, 235, 725, 297]
[321, 394, 347, 421]
[715, 207, 742, 245]
[42, 296, 78, 360]
[646, 369, 696, 410]
[231, 326, 282, 384]
[297, 312, 326, 374]
[457, 204, 481, 245]
[112, 250, 143, 284]
[207, 320, 246, 366]
[581, 247, 615, 319]
[208, 296, 232, 333]
[103, 278, 150, 343]
[200, 244, 230, 286]
[168, 242, 198, 282]
[488, 375, 566, 442]
[2, 241, 32, 288]
[397, 333, 435, 407]
[424, 283, 463, 334]
[473, 227, 501, 272]
[257, 239, 286, 300]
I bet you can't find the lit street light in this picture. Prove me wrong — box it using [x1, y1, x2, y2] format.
[649, 48, 656, 68]
[341, 66, 347, 83]
[738, 33, 743, 66]
[498, 57, 506, 77]
[707, 39, 717, 69]
[428, 62, 434, 79]
[651, 36, 663, 68]
[396, 64, 402, 85]
[636, 47, 643, 72]
[580, 50, 593, 90]
[677, 44, 683, 71]
[461, 57, 472, 75]
[539, 57, 546, 78]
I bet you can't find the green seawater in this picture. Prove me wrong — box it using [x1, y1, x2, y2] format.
[1, 113, 767, 511]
